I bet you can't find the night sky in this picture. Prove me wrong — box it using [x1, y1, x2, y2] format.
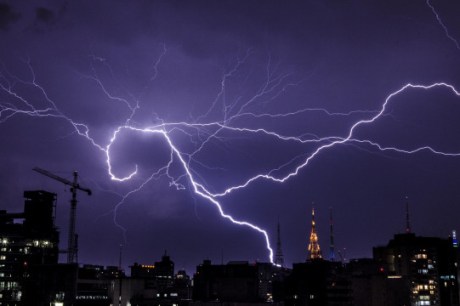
[1, 1, 460, 274]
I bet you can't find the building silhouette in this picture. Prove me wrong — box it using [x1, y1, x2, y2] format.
[0, 190, 60, 305]
[278, 260, 352, 306]
[76, 264, 122, 305]
[346, 258, 410, 306]
[0, 190, 124, 306]
[373, 232, 460, 306]
[2, 186, 460, 306]
[153, 252, 175, 292]
[112, 254, 191, 305]
[192, 260, 286, 303]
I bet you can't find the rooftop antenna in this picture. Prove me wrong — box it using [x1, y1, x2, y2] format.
[274, 218, 284, 267]
[118, 244, 123, 271]
[337, 247, 347, 264]
[405, 196, 411, 234]
[329, 207, 335, 262]
[118, 244, 123, 306]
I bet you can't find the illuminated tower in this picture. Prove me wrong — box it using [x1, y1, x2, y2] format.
[274, 221, 284, 267]
[307, 207, 322, 261]
[329, 207, 335, 261]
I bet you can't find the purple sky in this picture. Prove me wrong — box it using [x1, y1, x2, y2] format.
[1, 0, 460, 274]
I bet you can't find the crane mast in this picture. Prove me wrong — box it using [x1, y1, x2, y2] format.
[33, 167, 92, 264]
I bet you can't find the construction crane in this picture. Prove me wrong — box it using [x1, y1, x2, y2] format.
[33, 167, 92, 264]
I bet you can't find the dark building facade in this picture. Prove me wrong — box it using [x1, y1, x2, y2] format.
[373, 233, 460, 306]
[75, 264, 122, 305]
[130, 253, 175, 293]
[346, 258, 410, 306]
[276, 259, 352, 306]
[153, 253, 175, 292]
[113, 254, 191, 305]
[193, 260, 286, 303]
[0, 190, 60, 305]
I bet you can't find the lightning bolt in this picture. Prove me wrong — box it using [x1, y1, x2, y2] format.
[208, 82, 460, 198]
[426, 0, 460, 51]
[1, 51, 460, 265]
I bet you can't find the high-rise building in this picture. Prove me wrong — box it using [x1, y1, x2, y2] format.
[373, 233, 460, 306]
[279, 260, 352, 305]
[116, 255, 191, 305]
[76, 264, 121, 304]
[346, 258, 410, 306]
[130, 254, 174, 292]
[193, 260, 285, 303]
[307, 208, 322, 261]
[154, 253, 175, 292]
[0, 190, 60, 305]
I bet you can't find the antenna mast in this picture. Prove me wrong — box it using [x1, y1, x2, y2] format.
[329, 207, 335, 261]
[275, 219, 284, 267]
[405, 196, 411, 234]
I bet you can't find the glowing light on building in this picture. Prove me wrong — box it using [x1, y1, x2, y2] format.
[307, 208, 322, 260]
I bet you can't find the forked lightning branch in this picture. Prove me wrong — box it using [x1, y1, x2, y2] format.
[1, 56, 460, 265]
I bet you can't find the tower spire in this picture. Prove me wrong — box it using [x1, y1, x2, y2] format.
[329, 207, 335, 262]
[307, 207, 322, 261]
[405, 196, 411, 234]
[275, 219, 284, 267]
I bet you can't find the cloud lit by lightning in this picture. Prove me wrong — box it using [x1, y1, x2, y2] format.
[1, 48, 460, 266]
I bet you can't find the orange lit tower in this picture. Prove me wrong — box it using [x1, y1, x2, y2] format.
[307, 207, 322, 261]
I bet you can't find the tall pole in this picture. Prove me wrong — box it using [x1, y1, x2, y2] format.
[275, 219, 284, 267]
[118, 244, 123, 306]
[68, 171, 78, 263]
[405, 196, 411, 234]
[329, 207, 335, 262]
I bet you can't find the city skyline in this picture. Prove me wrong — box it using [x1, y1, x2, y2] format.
[1, 1, 460, 273]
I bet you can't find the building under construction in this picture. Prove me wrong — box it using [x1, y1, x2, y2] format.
[0, 190, 61, 304]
